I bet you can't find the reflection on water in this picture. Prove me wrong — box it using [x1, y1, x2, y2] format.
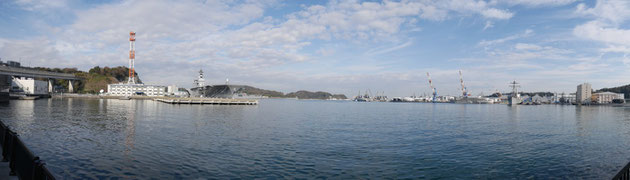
[1, 98, 630, 178]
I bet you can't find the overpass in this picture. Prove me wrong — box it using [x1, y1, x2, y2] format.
[0, 65, 82, 93]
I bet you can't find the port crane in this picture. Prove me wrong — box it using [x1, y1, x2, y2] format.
[427, 72, 437, 103]
[459, 70, 468, 97]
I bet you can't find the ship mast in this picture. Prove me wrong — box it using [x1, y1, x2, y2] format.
[459, 70, 467, 97]
[509, 80, 520, 97]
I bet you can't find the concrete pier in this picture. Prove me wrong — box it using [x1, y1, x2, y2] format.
[155, 97, 258, 105]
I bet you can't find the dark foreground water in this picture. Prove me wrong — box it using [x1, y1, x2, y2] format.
[1, 98, 630, 179]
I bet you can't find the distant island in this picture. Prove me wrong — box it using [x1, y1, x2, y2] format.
[285, 90, 347, 100]
[220, 85, 347, 99]
[36, 66, 347, 99]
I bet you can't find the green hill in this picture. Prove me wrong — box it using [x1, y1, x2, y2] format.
[35, 66, 140, 93]
[285, 90, 347, 99]
[238, 85, 285, 97]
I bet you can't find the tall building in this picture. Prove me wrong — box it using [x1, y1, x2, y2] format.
[576, 83, 592, 104]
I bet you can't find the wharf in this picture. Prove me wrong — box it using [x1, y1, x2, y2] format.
[155, 97, 258, 105]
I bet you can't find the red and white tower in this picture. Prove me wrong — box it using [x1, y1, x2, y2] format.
[128, 31, 136, 84]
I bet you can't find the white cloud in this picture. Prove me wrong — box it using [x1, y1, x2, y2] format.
[483, 21, 494, 30]
[478, 29, 533, 46]
[505, 0, 576, 7]
[0, 37, 64, 67]
[601, 45, 630, 53]
[481, 8, 513, 19]
[574, 21, 630, 45]
[575, 0, 630, 25]
[514, 43, 542, 51]
[14, 0, 67, 11]
[365, 41, 413, 56]
[573, 0, 630, 68]
[432, 0, 514, 20]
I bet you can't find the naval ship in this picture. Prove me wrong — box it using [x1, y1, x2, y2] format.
[189, 70, 263, 99]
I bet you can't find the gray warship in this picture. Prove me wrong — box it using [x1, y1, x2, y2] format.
[189, 70, 263, 99]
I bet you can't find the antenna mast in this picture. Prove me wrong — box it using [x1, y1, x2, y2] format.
[509, 80, 520, 96]
[128, 31, 136, 84]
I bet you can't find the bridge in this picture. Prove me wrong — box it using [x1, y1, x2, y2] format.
[0, 65, 82, 93]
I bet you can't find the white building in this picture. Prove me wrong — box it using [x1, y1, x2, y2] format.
[555, 93, 576, 104]
[107, 83, 167, 96]
[592, 92, 624, 104]
[576, 83, 592, 104]
[11, 77, 48, 95]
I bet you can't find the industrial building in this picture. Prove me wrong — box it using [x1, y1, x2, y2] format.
[576, 83, 592, 105]
[107, 83, 167, 96]
[592, 92, 624, 104]
[11, 77, 48, 95]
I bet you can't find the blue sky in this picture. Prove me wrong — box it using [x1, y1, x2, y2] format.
[1, 0, 630, 97]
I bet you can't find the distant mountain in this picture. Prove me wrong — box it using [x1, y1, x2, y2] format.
[238, 85, 285, 97]
[238, 87, 347, 99]
[285, 90, 347, 100]
[597, 84, 630, 98]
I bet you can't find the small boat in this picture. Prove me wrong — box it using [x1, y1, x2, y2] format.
[119, 96, 131, 100]
[10, 93, 38, 100]
[18, 96, 38, 100]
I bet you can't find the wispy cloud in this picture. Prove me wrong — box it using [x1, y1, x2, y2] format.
[478, 29, 533, 47]
[365, 41, 413, 56]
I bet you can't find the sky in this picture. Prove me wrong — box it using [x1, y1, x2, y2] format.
[1, 0, 630, 97]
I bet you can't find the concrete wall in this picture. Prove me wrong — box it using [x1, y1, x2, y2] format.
[0, 75, 8, 103]
[0, 75, 9, 92]
[12, 78, 48, 95]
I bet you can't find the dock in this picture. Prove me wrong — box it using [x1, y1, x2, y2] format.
[155, 97, 258, 105]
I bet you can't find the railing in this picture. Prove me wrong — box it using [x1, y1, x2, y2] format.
[0, 121, 56, 180]
[614, 161, 630, 180]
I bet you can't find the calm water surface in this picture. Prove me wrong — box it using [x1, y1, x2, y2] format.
[1, 98, 630, 179]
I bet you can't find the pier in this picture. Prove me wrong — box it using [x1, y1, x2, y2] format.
[155, 97, 258, 105]
[0, 121, 55, 180]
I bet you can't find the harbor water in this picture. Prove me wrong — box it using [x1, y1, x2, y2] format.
[1, 98, 630, 179]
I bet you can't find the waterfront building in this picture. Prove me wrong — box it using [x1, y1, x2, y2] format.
[11, 77, 48, 95]
[576, 83, 592, 105]
[531, 95, 552, 104]
[592, 92, 624, 104]
[107, 83, 167, 96]
[555, 93, 576, 104]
